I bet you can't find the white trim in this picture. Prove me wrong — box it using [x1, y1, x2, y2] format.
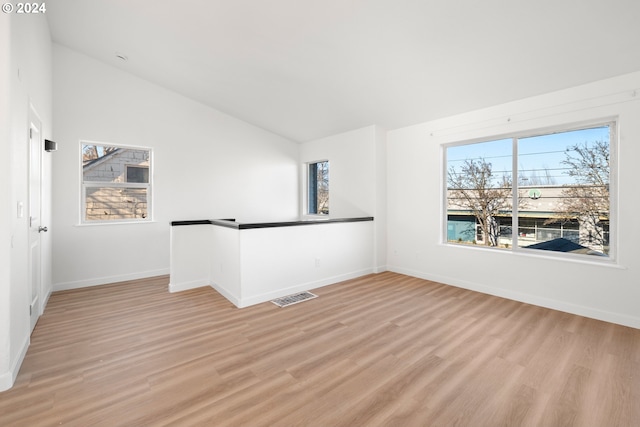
[84, 182, 149, 189]
[79, 139, 153, 152]
[231, 268, 374, 308]
[53, 269, 169, 291]
[210, 282, 242, 307]
[39, 286, 52, 319]
[168, 278, 210, 293]
[74, 220, 158, 227]
[174, 270, 379, 309]
[389, 266, 640, 330]
[373, 264, 388, 274]
[443, 118, 616, 261]
[0, 335, 29, 392]
[436, 241, 625, 269]
[304, 159, 330, 216]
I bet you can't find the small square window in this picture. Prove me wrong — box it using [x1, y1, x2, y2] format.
[81, 143, 152, 223]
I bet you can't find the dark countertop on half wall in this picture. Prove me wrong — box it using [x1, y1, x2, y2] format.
[170, 217, 374, 230]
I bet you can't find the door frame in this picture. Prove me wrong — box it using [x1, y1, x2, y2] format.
[28, 105, 43, 332]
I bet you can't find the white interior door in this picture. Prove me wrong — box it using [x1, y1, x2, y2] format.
[28, 109, 44, 332]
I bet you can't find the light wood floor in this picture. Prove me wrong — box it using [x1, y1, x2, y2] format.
[1, 272, 638, 426]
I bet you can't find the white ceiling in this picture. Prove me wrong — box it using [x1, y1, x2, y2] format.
[46, 0, 640, 142]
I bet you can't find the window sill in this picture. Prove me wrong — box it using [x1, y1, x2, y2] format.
[75, 220, 156, 227]
[440, 241, 626, 270]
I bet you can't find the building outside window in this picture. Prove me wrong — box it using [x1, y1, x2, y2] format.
[81, 142, 152, 223]
[126, 165, 149, 183]
[445, 122, 613, 258]
[308, 160, 329, 215]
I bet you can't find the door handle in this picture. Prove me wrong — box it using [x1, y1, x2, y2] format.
[38, 226, 48, 233]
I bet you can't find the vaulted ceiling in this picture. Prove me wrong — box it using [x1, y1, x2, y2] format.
[46, 0, 640, 142]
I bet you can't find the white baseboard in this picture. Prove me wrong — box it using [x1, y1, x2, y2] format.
[389, 266, 640, 330]
[168, 278, 209, 293]
[235, 268, 375, 308]
[0, 335, 29, 392]
[41, 287, 52, 314]
[53, 268, 170, 292]
[210, 282, 242, 307]
[374, 264, 388, 274]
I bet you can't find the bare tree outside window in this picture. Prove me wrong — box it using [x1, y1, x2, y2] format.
[445, 123, 612, 258]
[551, 140, 610, 252]
[448, 158, 513, 246]
[517, 125, 611, 255]
[308, 161, 329, 215]
[82, 145, 119, 164]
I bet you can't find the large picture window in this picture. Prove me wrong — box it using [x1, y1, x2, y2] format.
[81, 142, 152, 223]
[445, 122, 613, 258]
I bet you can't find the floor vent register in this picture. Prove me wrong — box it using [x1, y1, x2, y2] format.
[271, 291, 318, 308]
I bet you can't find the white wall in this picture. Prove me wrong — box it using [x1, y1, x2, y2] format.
[1, 13, 52, 391]
[170, 220, 375, 307]
[387, 72, 640, 328]
[52, 45, 300, 290]
[209, 225, 240, 301]
[169, 224, 213, 292]
[300, 125, 387, 271]
[0, 11, 11, 392]
[237, 221, 374, 306]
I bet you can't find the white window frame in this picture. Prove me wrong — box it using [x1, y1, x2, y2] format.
[80, 141, 153, 224]
[443, 119, 617, 263]
[305, 160, 329, 216]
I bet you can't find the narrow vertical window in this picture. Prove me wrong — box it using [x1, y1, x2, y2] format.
[308, 160, 329, 215]
[81, 143, 152, 223]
